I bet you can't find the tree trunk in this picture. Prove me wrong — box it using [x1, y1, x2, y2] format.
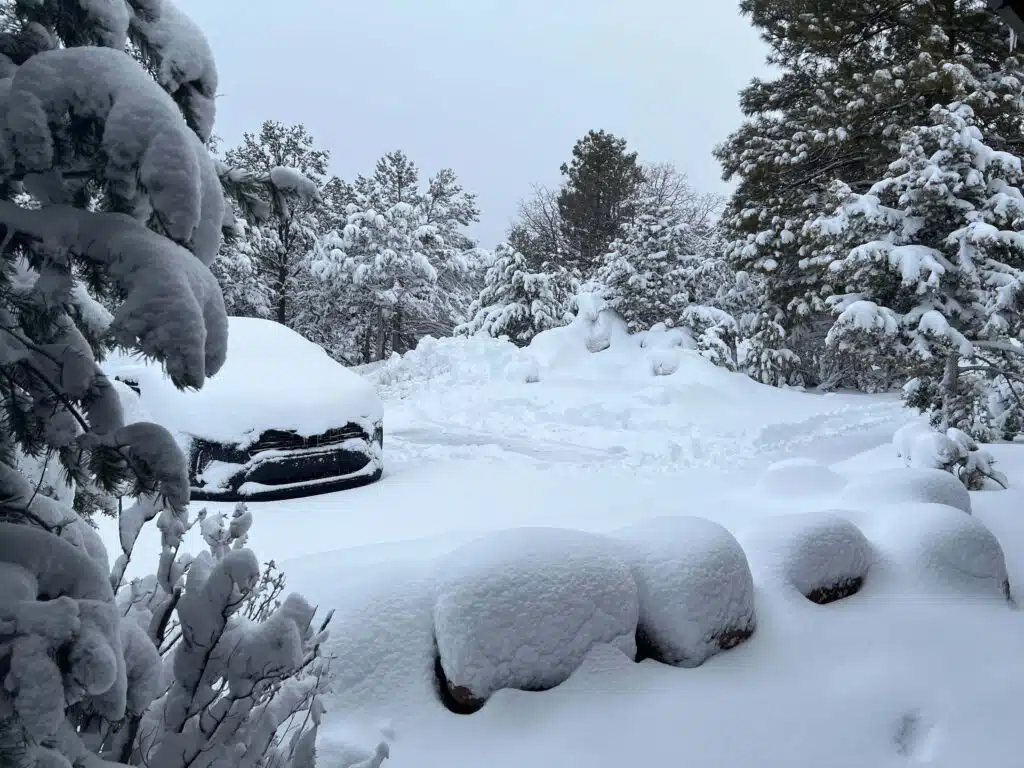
[391, 304, 403, 356]
[940, 351, 959, 431]
[360, 318, 372, 364]
[276, 292, 287, 325]
[275, 252, 288, 325]
[376, 307, 388, 361]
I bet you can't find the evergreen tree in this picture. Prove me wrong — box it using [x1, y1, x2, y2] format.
[806, 103, 1024, 437]
[352, 149, 420, 208]
[309, 198, 442, 361]
[212, 218, 273, 317]
[305, 151, 481, 360]
[557, 130, 645, 271]
[221, 121, 327, 325]
[457, 244, 573, 346]
[594, 197, 694, 332]
[716, 0, 1024, 384]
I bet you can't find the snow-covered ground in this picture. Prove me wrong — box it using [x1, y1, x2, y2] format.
[97, 311, 1024, 767]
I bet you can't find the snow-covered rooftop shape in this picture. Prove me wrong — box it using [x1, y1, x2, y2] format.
[103, 316, 383, 444]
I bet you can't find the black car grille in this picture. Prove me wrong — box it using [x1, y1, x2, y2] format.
[190, 423, 375, 478]
[248, 425, 367, 453]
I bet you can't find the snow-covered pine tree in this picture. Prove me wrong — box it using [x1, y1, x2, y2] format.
[557, 130, 645, 272]
[305, 152, 481, 361]
[219, 121, 327, 326]
[593, 197, 692, 333]
[348, 151, 481, 338]
[309, 197, 441, 362]
[716, 0, 1024, 386]
[0, 4, 353, 767]
[456, 243, 573, 346]
[807, 103, 1024, 438]
[212, 217, 274, 318]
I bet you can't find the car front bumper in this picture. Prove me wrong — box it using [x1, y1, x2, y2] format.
[189, 423, 384, 502]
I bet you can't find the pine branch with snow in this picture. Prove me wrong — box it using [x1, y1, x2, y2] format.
[0, 4, 357, 768]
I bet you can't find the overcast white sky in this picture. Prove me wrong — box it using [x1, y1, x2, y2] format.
[178, 0, 771, 247]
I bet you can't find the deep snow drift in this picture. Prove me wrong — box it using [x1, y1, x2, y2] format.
[95, 305, 1024, 767]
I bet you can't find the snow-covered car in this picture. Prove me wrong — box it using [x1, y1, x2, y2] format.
[105, 317, 383, 502]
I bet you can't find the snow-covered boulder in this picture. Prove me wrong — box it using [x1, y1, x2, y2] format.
[758, 458, 848, 497]
[739, 512, 874, 604]
[841, 467, 971, 515]
[613, 516, 756, 667]
[432, 528, 638, 713]
[858, 503, 1010, 602]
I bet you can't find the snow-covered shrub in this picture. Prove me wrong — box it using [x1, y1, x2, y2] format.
[894, 423, 1008, 491]
[842, 467, 972, 515]
[613, 517, 756, 667]
[858, 503, 1011, 603]
[570, 291, 628, 353]
[431, 528, 638, 713]
[639, 324, 694, 376]
[740, 512, 874, 604]
[821, 300, 903, 392]
[740, 313, 802, 386]
[124, 503, 338, 768]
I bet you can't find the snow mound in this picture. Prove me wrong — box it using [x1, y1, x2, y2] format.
[370, 335, 539, 397]
[842, 467, 972, 515]
[893, 421, 931, 461]
[431, 527, 638, 712]
[613, 516, 756, 667]
[739, 512, 874, 604]
[758, 458, 849, 497]
[528, 294, 632, 367]
[856, 503, 1010, 601]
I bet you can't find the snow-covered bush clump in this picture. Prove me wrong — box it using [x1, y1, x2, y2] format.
[129, 504, 340, 768]
[431, 528, 639, 713]
[613, 516, 756, 667]
[857, 503, 1011, 603]
[758, 458, 848, 497]
[894, 423, 1008, 491]
[739, 512, 874, 604]
[842, 467, 973, 516]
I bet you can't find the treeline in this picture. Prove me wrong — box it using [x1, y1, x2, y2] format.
[214, 124, 748, 367]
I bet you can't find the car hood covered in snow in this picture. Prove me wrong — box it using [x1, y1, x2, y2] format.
[103, 316, 383, 445]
